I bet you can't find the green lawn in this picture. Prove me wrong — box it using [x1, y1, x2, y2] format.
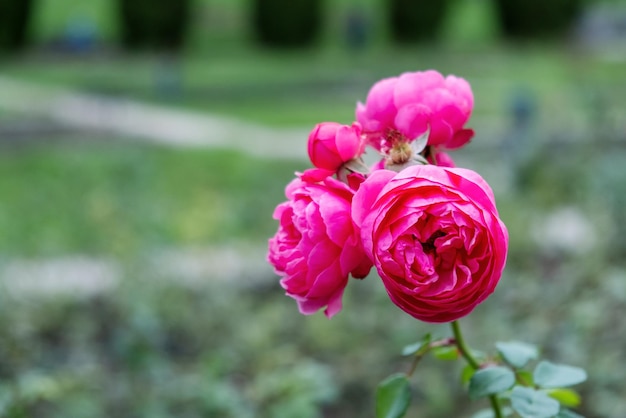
[0, 139, 302, 257]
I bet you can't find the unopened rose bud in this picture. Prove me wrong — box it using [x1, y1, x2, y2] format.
[307, 122, 364, 172]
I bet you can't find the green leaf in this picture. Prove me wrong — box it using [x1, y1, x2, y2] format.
[534, 361, 587, 389]
[471, 407, 514, 418]
[376, 373, 411, 418]
[401, 334, 431, 356]
[472, 409, 497, 418]
[461, 364, 475, 385]
[432, 346, 459, 361]
[516, 370, 534, 386]
[510, 386, 560, 418]
[556, 409, 585, 418]
[496, 341, 539, 368]
[468, 366, 516, 399]
[546, 388, 581, 407]
[471, 349, 488, 363]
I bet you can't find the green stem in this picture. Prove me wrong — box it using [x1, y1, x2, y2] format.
[450, 320, 480, 369]
[407, 353, 423, 377]
[489, 396, 503, 418]
[451, 320, 504, 418]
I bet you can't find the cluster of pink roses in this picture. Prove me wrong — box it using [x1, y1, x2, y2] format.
[268, 70, 508, 323]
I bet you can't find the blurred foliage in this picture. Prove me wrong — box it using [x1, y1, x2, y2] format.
[0, 140, 301, 257]
[0, 0, 34, 52]
[251, 0, 322, 48]
[493, 0, 584, 39]
[30, 0, 117, 44]
[0, 254, 446, 417]
[388, 0, 449, 43]
[117, 0, 191, 51]
[6, 0, 608, 52]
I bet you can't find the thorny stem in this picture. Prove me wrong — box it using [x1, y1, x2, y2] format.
[407, 353, 423, 377]
[451, 320, 504, 418]
[406, 338, 455, 377]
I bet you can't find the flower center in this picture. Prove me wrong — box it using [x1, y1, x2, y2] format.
[421, 231, 446, 254]
[389, 141, 412, 165]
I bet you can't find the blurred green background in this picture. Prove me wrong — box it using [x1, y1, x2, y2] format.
[0, 0, 625, 416]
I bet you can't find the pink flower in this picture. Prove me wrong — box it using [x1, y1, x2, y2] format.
[268, 175, 372, 318]
[356, 70, 474, 151]
[432, 151, 456, 168]
[352, 165, 508, 323]
[307, 122, 364, 172]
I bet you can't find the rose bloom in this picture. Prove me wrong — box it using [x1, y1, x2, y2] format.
[268, 173, 372, 318]
[352, 165, 508, 323]
[307, 122, 364, 172]
[433, 151, 455, 168]
[356, 70, 474, 152]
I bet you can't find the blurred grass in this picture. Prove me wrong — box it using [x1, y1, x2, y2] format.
[0, 267, 433, 417]
[0, 139, 302, 257]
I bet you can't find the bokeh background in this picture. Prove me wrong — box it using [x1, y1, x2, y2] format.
[0, 0, 625, 416]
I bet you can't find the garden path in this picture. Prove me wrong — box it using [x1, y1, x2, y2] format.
[1, 244, 273, 299]
[0, 76, 308, 159]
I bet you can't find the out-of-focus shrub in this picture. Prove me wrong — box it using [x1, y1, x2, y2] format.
[117, 0, 191, 50]
[388, 0, 449, 43]
[0, 0, 34, 52]
[251, 0, 322, 47]
[493, 0, 583, 39]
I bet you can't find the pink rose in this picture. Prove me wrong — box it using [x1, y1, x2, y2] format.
[352, 165, 508, 323]
[356, 70, 474, 151]
[307, 122, 364, 172]
[268, 175, 372, 318]
[432, 151, 456, 168]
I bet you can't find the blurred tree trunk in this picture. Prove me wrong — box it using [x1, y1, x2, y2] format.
[493, 0, 583, 39]
[388, 0, 449, 43]
[117, 0, 191, 51]
[251, 0, 322, 48]
[0, 0, 34, 53]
